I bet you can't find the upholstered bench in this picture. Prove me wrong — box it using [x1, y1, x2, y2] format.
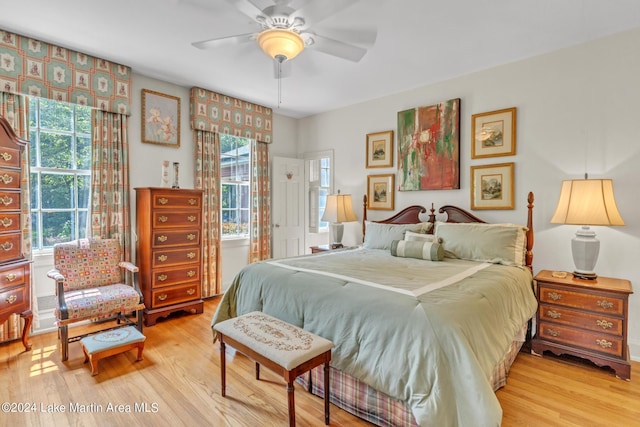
[80, 326, 145, 376]
[214, 311, 334, 427]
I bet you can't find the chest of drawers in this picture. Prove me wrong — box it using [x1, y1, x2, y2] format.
[135, 187, 204, 326]
[0, 117, 31, 350]
[531, 270, 633, 380]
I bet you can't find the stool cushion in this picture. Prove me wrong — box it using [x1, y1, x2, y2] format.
[214, 312, 333, 370]
[81, 326, 145, 354]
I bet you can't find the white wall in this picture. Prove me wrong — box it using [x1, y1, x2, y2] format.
[297, 28, 640, 361]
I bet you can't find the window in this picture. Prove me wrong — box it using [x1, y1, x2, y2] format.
[306, 150, 333, 233]
[220, 134, 251, 239]
[29, 98, 92, 251]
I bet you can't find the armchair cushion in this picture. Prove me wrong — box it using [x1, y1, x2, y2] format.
[57, 284, 142, 324]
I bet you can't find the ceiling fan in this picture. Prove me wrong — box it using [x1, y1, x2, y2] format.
[191, 0, 377, 77]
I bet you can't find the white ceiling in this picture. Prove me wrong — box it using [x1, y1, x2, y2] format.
[3, 0, 640, 118]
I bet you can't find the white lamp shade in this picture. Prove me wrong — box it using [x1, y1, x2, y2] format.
[321, 194, 357, 223]
[550, 179, 624, 226]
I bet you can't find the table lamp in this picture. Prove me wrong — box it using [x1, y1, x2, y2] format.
[550, 177, 624, 279]
[321, 191, 357, 248]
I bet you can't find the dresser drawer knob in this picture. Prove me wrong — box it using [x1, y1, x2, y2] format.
[186, 289, 195, 296]
[6, 294, 17, 304]
[157, 235, 168, 242]
[597, 300, 614, 310]
[157, 274, 168, 281]
[188, 198, 197, 205]
[157, 254, 168, 262]
[157, 293, 168, 301]
[186, 233, 195, 241]
[546, 328, 560, 337]
[187, 252, 196, 259]
[1, 242, 13, 251]
[596, 339, 612, 349]
[547, 291, 562, 301]
[1, 152, 12, 161]
[547, 310, 561, 319]
[158, 197, 169, 205]
[187, 215, 196, 222]
[187, 270, 196, 278]
[158, 215, 168, 223]
[0, 174, 13, 184]
[596, 319, 613, 330]
[5, 273, 16, 282]
[0, 217, 12, 227]
[0, 195, 13, 206]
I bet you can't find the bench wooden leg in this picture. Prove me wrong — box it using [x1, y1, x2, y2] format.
[324, 359, 330, 425]
[287, 380, 295, 427]
[220, 338, 226, 397]
[256, 362, 260, 380]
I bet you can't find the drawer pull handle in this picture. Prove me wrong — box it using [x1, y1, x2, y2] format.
[188, 198, 197, 205]
[1, 242, 13, 251]
[0, 217, 12, 227]
[596, 339, 612, 349]
[157, 293, 168, 301]
[186, 289, 195, 296]
[1, 152, 12, 161]
[187, 215, 196, 222]
[0, 195, 13, 206]
[547, 328, 560, 337]
[597, 300, 614, 310]
[157, 254, 168, 262]
[547, 310, 561, 319]
[158, 215, 168, 223]
[5, 273, 16, 282]
[157, 274, 168, 281]
[596, 319, 613, 330]
[186, 233, 195, 241]
[0, 174, 13, 184]
[6, 294, 17, 304]
[158, 197, 169, 205]
[187, 270, 196, 278]
[187, 252, 196, 259]
[548, 292, 562, 301]
[157, 235, 168, 242]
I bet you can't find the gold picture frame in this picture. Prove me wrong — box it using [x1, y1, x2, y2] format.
[366, 130, 394, 168]
[367, 174, 395, 210]
[470, 162, 514, 210]
[142, 89, 181, 147]
[471, 107, 516, 158]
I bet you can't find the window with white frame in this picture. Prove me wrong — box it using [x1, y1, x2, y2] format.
[220, 134, 251, 239]
[29, 98, 92, 251]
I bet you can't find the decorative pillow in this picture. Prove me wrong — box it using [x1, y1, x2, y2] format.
[404, 230, 440, 243]
[363, 221, 423, 250]
[434, 222, 528, 266]
[390, 240, 444, 261]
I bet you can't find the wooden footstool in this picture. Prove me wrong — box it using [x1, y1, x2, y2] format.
[80, 326, 145, 376]
[214, 312, 334, 427]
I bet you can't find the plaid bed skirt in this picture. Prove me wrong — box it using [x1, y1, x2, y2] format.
[297, 328, 526, 427]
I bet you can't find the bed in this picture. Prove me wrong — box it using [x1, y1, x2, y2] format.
[212, 192, 537, 426]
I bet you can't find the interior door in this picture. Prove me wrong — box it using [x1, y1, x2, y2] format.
[272, 156, 305, 259]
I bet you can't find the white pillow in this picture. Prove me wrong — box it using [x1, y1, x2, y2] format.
[434, 222, 528, 266]
[404, 230, 440, 243]
[363, 221, 423, 250]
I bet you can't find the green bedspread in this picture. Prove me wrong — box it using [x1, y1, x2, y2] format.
[212, 248, 537, 426]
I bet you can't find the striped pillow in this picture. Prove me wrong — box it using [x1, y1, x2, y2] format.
[390, 240, 444, 261]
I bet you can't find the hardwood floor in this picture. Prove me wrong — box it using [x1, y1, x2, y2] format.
[1, 297, 638, 426]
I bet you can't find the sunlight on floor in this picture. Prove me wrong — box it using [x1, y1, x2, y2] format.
[30, 344, 58, 376]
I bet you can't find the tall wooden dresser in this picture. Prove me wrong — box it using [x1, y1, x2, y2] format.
[135, 187, 204, 326]
[0, 117, 31, 350]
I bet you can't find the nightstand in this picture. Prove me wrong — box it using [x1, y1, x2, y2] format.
[310, 244, 341, 254]
[531, 270, 633, 380]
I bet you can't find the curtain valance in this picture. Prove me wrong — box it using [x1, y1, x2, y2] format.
[0, 29, 132, 115]
[189, 87, 272, 143]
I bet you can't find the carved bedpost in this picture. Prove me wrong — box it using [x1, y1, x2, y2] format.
[526, 192, 534, 271]
[362, 194, 368, 242]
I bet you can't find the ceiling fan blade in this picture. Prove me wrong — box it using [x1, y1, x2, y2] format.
[273, 58, 292, 79]
[307, 33, 367, 62]
[315, 27, 377, 47]
[291, 0, 359, 29]
[192, 33, 256, 50]
[223, 0, 264, 21]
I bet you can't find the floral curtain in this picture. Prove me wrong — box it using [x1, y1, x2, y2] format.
[194, 130, 221, 297]
[249, 140, 271, 262]
[0, 91, 36, 341]
[90, 110, 132, 261]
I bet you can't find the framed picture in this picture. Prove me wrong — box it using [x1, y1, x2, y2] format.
[142, 89, 181, 147]
[470, 162, 514, 210]
[471, 107, 516, 158]
[367, 174, 395, 210]
[366, 130, 393, 168]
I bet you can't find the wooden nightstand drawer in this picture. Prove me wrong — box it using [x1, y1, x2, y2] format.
[538, 284, 624, 316]
[538, 321, 623, 357]
[539, 303, 622, 336]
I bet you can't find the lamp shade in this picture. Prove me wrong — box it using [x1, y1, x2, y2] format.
[321, 194, 357, 223]
[257, 29, 304, 61]
[550, 179, 624, 226]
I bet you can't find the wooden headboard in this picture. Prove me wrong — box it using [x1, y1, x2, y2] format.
[362, 192, 535, 270]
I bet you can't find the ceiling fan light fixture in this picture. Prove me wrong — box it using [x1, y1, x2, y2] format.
[257, 29, 304, 61]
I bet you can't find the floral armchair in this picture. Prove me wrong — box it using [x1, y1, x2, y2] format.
[47, 238, 144, 361]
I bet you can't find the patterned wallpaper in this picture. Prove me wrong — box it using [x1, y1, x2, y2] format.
[0, 29, 132, 115]
[190, 87, 272, 143]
